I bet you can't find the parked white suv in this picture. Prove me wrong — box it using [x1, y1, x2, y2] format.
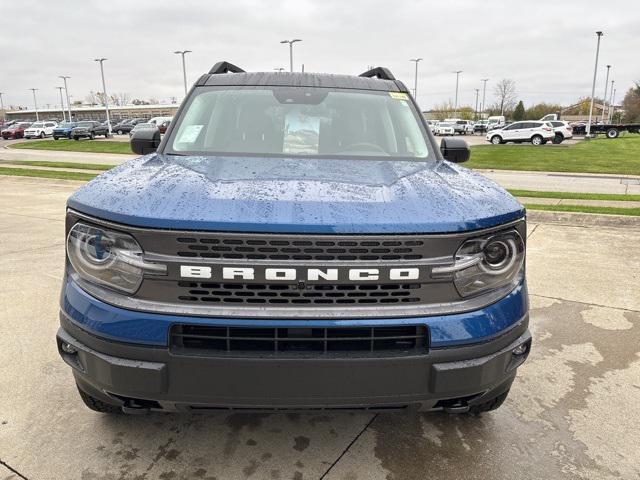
[24, 121, 57, 139]
[486, 121, 555, 145]
[434, 122, 455, 136]
[549, 121, 573, 144]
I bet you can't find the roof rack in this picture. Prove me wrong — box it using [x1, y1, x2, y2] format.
[208, 61, 245, 75]
[359, 67, 396, 81]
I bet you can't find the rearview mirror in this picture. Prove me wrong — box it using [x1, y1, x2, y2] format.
[130, 129, 161, 155]
[440, 137, 470, 163]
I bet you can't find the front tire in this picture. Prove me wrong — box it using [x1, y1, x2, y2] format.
[491, 135, 503, 145]
[77, 387, 122, 414]
[73, 136, 79, 141]
[53, 136, 59, 141]
[117, 129, 123, 135]
[89, 132, 95, 140]
[531, 135, 543, 146]
[39, 132, 45, 139]
[552, 133, 564, 144]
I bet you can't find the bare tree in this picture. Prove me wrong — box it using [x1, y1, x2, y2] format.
[493, 79, 517, 115]
[85, 91, 107, 106]
[110, 92, 131, 106]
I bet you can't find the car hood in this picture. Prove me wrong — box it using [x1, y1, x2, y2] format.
[68, 154, 524, 234]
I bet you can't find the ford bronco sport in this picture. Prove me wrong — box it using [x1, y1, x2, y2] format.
[57, 62, 530, 414]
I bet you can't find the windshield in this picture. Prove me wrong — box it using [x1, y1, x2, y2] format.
[167, 86, 430, 159]
[30, 123, 43, 128]
[440, 123, 453, 127]
[59, 122, 75, 127]
[77, 122, 93, 127]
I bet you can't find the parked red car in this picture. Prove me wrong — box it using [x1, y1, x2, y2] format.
[1, 122, 32, 140]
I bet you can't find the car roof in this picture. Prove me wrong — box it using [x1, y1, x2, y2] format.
[200, 71, 402, 92]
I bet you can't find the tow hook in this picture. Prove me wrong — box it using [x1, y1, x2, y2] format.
[443, 403, 470, 414]
[121, 401, 151, 415]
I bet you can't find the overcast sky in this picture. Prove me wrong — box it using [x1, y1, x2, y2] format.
[1, 0, 638, 112]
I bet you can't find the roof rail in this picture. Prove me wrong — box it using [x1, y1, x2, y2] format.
[209, 61, 245, 75]
[359, 67, 396, 81]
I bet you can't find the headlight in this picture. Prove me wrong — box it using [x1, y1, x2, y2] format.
[67, 222, 165, 293]
[433, 229, 525, 298]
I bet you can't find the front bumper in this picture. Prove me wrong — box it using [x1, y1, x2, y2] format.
[57, 312, 530, 412]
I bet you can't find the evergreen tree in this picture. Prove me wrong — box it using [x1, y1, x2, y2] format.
[513, 101, 525, 121]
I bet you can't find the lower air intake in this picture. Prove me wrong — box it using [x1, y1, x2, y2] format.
[170, 324, 428, 357]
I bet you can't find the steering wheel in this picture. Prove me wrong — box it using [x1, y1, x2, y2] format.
[339, 142, 387, 154]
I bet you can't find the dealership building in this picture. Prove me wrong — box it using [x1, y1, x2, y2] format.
[4, 104, 179, 123]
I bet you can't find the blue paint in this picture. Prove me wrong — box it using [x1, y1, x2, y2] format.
[61, 276, 528, 348]
[68, 154, 524, 234]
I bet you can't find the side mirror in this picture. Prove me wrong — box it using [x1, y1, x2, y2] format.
[130, 129, 161, 155]
[440, 137, 470, 163]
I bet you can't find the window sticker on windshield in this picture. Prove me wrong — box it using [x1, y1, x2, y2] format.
[178, 125, 203, 143]
[389, 92, 409, 101]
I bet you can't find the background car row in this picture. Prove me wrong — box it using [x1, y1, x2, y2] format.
[1, 116, 172, 141]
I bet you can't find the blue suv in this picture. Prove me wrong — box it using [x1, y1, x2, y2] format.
[52, 122, 77, 140]
[57, 62, 530, 415]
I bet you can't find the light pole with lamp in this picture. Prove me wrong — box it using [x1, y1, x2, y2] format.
[409, 58, 422, 100]
[55, 86, 66, 122]
[280, 39, 302, 72]
[29, 88, 39, 121]
[174, 50, 192, 97]
[453, 71, 462, 117]
[601, 65, 611, 123]
[586, 31, 604, 138]
[94, 58, 112, 135]
[59, 76, 72, 121]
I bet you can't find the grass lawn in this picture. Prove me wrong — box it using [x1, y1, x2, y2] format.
[523, 203, 640, 217]
[10, 139, 132, 154]
[508, 189, 640, 202]
[467, 135, 640, 175]
[0, 167, 97, 181]
[4, 160, 114, 171]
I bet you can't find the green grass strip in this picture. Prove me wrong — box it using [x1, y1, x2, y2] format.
[0, 167, 98, 181]
[468, 135, 640, 176]
[10, 139, 132, 154]
[509, 189, 640, 202]
[3, 160, 114, 171]
[524, 203, 640, 216]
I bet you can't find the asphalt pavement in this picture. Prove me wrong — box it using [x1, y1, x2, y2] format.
[0, 176, 638, 480]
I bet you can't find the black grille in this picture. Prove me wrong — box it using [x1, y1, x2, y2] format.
[177, 281, 423, 305]
[170, 324, 428, 357]
[174, 237, 424, 261]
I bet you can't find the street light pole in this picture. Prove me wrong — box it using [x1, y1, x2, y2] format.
[409, 58, 422, 101]
[610, 88, 617, 123]
[59, 76, 72, 121]
[174, 50, 192, 97]
[480, 78, 489, 119]
[280, 39, 302, 72]
[94, 58, 111, 135]
[586, 31, 603, 138]
[607, 80, 615, 122]
[474, 88, 480, 120]
[29, 88, 39, 121]
[55, 86, 66, 122]
[601, 65, 611, 123]
[453, 71, 462, 117]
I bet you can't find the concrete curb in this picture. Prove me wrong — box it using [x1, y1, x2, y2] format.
[527, 209, 640, 229]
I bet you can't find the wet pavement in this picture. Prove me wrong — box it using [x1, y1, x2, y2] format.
[0, 176, 638, 480]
